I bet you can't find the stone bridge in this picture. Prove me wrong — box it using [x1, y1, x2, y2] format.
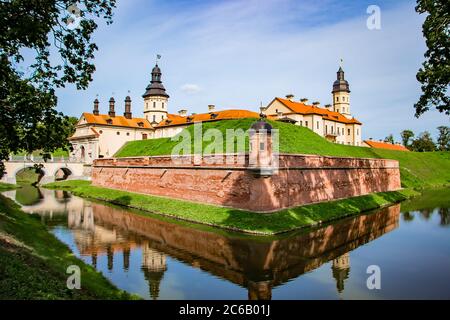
[1, 155, 90, 184]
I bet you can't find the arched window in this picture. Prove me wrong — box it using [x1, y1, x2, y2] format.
[153, 102, 156, 108]
[162, 102, 164, 109]
[153, 115, 156, 122]
[336, 97, 339, 102]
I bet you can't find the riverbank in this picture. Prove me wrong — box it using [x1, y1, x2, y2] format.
[44, 180, 419, 235]
[0, 191, 138, 299]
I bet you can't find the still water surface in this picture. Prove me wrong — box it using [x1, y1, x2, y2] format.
[3, 186, 450, 300]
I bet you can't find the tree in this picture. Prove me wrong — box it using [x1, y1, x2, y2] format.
[414, 0, 450, 117]
[410, 131, 437, 152]
[400, 130, 415, 147]
[0, 1, 116, 177]
[437, 126, 450, 150]
[384, 134, 395, 144]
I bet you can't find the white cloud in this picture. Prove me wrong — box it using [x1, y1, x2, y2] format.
[180, 84, 202, 94]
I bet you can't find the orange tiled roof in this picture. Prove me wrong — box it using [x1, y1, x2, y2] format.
[364, 140, 410, 151]
[155, 109, 260, 128]
[81, 113, 153, 129]
[273, 97, 362, 125]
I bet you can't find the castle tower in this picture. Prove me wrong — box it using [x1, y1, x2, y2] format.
[143, 62, 169, 125]
[331, 253, 350, 295]
[332, 66, 351, 118]
[248, 116, 274, 177]
[141, 244, 167, 300]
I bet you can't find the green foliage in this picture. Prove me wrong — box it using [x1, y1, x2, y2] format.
[401, 129, 415, 147]
[44, 180, 418, 235]
[0, 182, 18, 191]
[437, 126, 450, 150]
[0, 1, 116, 177]
[384, 134, 395, 144]
[414, 0, 450, 117]
[0, 194, 137, 299]
[410, 131, 437, 152]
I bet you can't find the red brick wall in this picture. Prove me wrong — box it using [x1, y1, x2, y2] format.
[92, 154, 401, 212]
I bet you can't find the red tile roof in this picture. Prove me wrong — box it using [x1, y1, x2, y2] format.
[364, 140, 410, 151]
[272, 97, 362, 125]
[155, 109, 260, 128]
[80, 113, 153, 129]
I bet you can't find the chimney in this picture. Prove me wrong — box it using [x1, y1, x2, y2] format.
[93, 98, 99, 115]
[285, 94, 295, 101]
[108, 97, 116, 117]
[178, 109, 187, 116]
[208, 104, 215, 112]
[124, 96, 132, 119]
[300, 98, 309, 104]
[312, 101, 320, 107]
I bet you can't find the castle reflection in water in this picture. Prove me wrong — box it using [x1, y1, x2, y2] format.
[5, 187, 401, 300]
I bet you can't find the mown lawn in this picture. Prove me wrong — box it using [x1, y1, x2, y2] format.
[45, 180, 418, 235]
[0, 193, 138, 300]
[115, 118, 450, 189]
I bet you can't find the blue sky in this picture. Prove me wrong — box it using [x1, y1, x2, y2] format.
[55, 0, 447, 141]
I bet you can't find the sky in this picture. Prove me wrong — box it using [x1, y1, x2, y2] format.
[54, 0, 448, 141]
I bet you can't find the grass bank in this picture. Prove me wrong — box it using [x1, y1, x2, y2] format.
[0, 193, 138, 299]
[44, 180, 418, 235]
[0, 182, 18, 192]
[116, 119, 450, 189]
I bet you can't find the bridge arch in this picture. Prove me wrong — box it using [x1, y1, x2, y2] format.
[14, 166, 47, 185]
[53, 167, 73, 181]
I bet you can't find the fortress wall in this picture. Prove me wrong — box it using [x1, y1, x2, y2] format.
[92, 154, 401, 212]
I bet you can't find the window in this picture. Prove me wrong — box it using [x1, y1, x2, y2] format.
[142, 134, 147, 140]
[336, 97, 339, 102]
[337, 127, 340, 135]
[331, 126, 334, 133]
[153, 102, 156, 108]
[117, 132, 120, 135]
[337, 109, 340, 113]
[153, 115, 156, 122]
[99, 130, 103, 134]
[348, 128, 351, 135]
[162, 115, 164, 121]
[146, 102, 148, 109]
[305, 121, 308, 127]
[325, 125, 328, 134]
[275, 109, 278, 114]
[299, 121, 303, 126]
[317, 121, 319, 129]
[162, 102, 164, 109]
[260, 142, 265, 151]
[126, 132, 130, 136]
[357, 129, 359, 135]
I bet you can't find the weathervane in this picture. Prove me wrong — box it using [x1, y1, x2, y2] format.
[339, 58, 344, 68]
[156, 54, 161, 65]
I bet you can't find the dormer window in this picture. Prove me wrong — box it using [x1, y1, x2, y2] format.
[165, 119, 172, 124]
[210, 113, 218, 119]
[106, 118, 113, 124]
[186, 116, 193, 123]
[137, 121, 144, 127]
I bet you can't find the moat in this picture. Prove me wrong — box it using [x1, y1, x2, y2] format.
[3, 186, 450, 300]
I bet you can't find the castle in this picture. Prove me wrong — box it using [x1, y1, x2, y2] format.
[69, 62, 363, 163]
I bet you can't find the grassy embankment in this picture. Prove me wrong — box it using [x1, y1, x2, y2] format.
[0, 185, 137, 299]
[45, 119, 449, 234]
[116, 118, 450, 189]
[45, 180, 418, 235]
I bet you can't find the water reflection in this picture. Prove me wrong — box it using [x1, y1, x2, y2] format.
[3, 187, 450, 299]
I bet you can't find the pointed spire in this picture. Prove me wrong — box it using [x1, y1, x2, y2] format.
[332, 63, 350, 93]
[143, 59, 169, 98]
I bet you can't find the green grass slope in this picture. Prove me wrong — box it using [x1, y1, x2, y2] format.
[0, 194, 137, 299]
[115, 118, 450, 189]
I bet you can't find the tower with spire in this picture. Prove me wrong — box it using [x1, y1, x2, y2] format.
[332, 65, 351, 118]
[143, 57, 169, 125]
